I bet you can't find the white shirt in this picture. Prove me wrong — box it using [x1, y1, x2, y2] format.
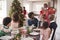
[0, 25, 11, 33]
[50, 20, 55, 23]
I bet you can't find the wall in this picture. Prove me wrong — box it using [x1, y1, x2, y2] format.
[7, 0, 13, 16]
[6, 0, 51, 16]
[56, 0, 60, 40]
[0, 0, 7, 24]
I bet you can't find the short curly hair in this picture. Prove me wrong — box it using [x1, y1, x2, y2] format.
[28, 12, 34, 18]
[3, 17, 11, 26]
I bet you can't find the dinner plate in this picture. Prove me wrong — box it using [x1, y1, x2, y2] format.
[33, 29, 40, 31]
[30, 32, 39, 35]
[21, 37, 33, 40]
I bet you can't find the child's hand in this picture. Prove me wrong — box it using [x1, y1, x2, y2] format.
[0, 26, 3, 30]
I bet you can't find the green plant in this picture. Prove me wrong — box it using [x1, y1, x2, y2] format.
[13, 33, 21, 40]
[27, 27, 32, 34]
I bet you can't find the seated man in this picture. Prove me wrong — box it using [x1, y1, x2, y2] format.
[28, 12, 38, 28]
[0, 17, 11, 37]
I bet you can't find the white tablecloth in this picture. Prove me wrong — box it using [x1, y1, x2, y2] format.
[21, 37, 33, 40]
[0, 35, 14, 40]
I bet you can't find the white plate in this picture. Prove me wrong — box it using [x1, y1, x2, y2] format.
[30, 32, 39, 35]
[21, 37, 33, 40]
[33, 29, 40, 31]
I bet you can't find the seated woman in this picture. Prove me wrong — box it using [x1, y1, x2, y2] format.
[40, 22, 51, 40]
[28, 12, 38, 28]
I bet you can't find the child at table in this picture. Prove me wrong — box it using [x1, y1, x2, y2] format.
[40, 22, 51, 40]
[1, 17, 11, 32]
[28, 12, 38, 28]
[11, 12, 19, 29]
[10, 13, 20, 35]
[0, 17, 12, 36]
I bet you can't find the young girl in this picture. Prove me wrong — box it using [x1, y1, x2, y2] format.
[11, 13, 19, 35]
[11, 13, 19, 28]
[40, 22, 51, 40]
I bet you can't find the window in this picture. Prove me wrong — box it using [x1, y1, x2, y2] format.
[32, 2, 44, 14]
[0, 0, 7, 24]
[23, 2, 30, 13]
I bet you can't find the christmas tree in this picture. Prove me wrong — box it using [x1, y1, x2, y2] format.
[9, 0, 25, 27]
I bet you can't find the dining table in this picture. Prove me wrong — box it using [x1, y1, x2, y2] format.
[0, 28, 41, 40]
